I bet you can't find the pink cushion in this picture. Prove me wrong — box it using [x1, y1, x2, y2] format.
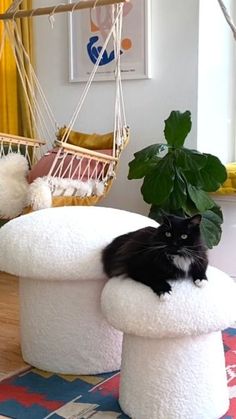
[28, 148, 113, 183]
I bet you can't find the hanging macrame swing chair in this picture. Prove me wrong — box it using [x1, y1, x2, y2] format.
[0, 0, 129, 215]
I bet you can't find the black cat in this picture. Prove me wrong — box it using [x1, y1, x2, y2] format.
[102, 214, 208, 297]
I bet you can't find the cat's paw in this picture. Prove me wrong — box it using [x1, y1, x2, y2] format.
[156, 282, 172, 301]
[194, 278, 208, 288]
[159, 290, 172, 301]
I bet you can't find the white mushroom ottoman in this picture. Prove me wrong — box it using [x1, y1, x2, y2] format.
[0, 206, 157, 374]
[101, 267, 236, 419]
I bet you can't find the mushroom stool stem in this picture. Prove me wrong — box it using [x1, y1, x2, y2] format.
[119, 332, 228, 419]
[19, 277, 120, 374]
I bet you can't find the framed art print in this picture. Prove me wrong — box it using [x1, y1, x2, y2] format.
[69, 0, 151, 82]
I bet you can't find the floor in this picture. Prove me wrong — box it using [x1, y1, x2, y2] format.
[0, 271, 28, 379]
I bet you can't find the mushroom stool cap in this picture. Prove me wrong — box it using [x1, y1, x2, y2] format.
[0, 206, 158, 281]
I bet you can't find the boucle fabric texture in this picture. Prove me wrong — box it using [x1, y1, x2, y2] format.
[19, 277, 123, 374]
[118, 332, 229, 419]
[101, 266, 236, 338]
[0, 206, 157, 280]
[0, 153, 29, 218]
[101, 267, 236, 419]
[0, 206, 157, 374]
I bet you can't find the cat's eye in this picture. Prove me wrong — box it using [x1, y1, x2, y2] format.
[165, 232, 172, 237]
[181, 234, 188, 239]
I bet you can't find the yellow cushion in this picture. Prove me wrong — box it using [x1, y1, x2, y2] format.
[215, 163, 236, 195]
[57, 127, 113, 150]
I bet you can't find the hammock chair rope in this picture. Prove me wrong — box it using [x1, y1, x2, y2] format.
[0, 0, 129, 213]
[0, 2, 46, 168]
[6, 0, 24, 13]
[0, 18, 56, 155]
[4, 22, 52, 149]
[0, 132, 44, 168]
[2, 2, 126, 157]
[217, 0, 236, 40]
[60, 3, 125, 150]
[4, 16, 59, 144]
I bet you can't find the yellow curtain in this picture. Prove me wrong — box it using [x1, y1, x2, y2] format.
[0, 0, 19, 135]
[0, 0, 34, 137]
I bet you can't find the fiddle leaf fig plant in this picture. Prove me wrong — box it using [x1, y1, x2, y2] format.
[128, 110, 227, 249]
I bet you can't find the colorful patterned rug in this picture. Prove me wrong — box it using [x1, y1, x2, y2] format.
[0, 328, 235, 419]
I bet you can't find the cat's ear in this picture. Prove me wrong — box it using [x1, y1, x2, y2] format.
[189, 214, 202, 226]
[161, 213, 171, 227]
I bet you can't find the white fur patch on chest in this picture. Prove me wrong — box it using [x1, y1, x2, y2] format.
[172, 255, 192, 274]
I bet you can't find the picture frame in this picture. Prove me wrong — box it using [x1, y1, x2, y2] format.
[68, 0, 151, 82]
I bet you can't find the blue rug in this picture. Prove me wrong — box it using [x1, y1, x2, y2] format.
[0, 328, 235, 418]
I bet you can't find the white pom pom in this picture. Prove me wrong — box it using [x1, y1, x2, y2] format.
[75, 180, 92, 197]
[0, 154, 29, 218]
[29, 178, 52, 210]
[0, 153, 29, 176]
[93, 180, 105, 196]
[50, 177, 66, 196]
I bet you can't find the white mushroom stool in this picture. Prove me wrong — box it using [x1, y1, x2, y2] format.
[0, 206, 157, 374]
[101, 267, 236, 419]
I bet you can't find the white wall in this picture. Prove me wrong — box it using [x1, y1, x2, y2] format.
[34, 0, 200, 215]
[197, 0, 236, 164]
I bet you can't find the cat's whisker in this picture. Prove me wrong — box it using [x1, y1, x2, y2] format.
[183, 251, 206, 262]
[183, 247, 205, 255]
[186, 245, 207, 250]
[184, 251, 206, 265]
[147, 245, 167, 250]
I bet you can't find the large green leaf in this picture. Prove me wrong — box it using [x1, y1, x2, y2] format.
[181, 193, 199, 216]
[141, 155, 175, 204]
[183, 170, 203, 188]
[164, 171, 187, 210]
[200, 205, 223, 248]
[176, 148, 207, 171]
[148, 206, 166, 224]
[187, 185, 215, 212]
[176, 149, 207, 188]
[164, 110, 192, 148]
[184, 155, 227, 192]
[128, 144, 166, 179]
[198, 154, 227, 192]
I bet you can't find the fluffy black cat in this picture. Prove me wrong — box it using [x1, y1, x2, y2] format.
[102, 214, 208, 297]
